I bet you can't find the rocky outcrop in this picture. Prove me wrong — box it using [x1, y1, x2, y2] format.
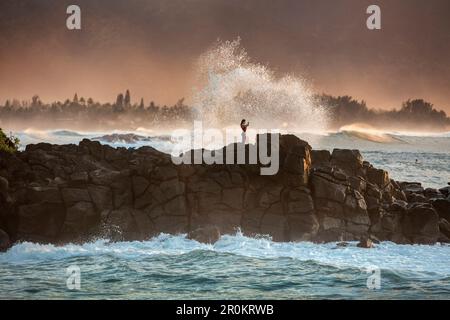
[0, 134, 448, 248]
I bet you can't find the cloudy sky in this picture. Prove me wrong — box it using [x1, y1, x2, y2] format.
[1, 0, 449, 112]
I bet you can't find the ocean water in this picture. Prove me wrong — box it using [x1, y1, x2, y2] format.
[1, 233, 450, 300]
[1, 128, 449, 299]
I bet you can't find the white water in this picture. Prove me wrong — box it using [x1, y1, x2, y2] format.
[192, 38, 328, 132]
[2, 232, 450, 278]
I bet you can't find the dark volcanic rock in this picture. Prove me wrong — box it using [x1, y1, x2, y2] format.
[0, 135, 445, 246]
[403, 203, 440, 244]
[0, 229, 11, 252]
[311, 150, 331, 168]
[330, 149, 363, 177]
[357, 237, 374, 248]
[431, 198, 450, 222]
[439, 219, 450, 241]
[188, 225, 221, 244]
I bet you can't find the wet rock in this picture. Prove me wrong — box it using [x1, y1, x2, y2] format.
[357, 237, 374, 248]
[401, 182, 424, 195]
[287, 213, 319, 241]
[424, 188, 442, 199]
[390, 200, 408, 212]
[279, 135, 311, 184]
[336, 241, 349, 247]
[369, 234, 381, 244]
[311, 150, 330, 168]
[439, 219, 450, 240]
[403, 203, 440, 244]
[188, 225, 221, 244]
[0, 229, 11, 252]
[431, 198, 450, 222]
[348, 176, 366, 193]
[330, 149, 363, 177]
[407, 193, 428, 203]
[1, 135, 446, 246]
[311, 172, 347, 203]
[439, 186, 450, 197]
[367, 167, 390, 188]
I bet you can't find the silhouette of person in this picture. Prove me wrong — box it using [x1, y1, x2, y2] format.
[240, 119, 249, 143]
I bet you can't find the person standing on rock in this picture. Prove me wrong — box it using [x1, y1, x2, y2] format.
[240, 119, 249, 143]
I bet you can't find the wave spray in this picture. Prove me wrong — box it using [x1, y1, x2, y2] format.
[192, 38, 329, 133]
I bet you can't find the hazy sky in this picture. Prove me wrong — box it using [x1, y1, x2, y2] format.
[1, 0, 450, 112]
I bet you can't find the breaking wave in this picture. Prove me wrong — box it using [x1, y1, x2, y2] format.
[2, 232, 450, 278]
[192, 38, 328, 132]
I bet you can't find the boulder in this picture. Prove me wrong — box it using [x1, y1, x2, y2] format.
[424, 188, 442, 199]
[390, 200, 408, 212]
[311, 150, 330, 168]
[439, 186, 450, 197]
[336, 242, 349, 247]
[431, 198, 450, 222]
[401, 182, 424, 194]
[287, 213, 319, 241]
[311, 172, 347, 203]
[366, 167, 390, 188]
[439, 219, 450, 240]
[330, 149, 363, 177]
[357, 237, 374, 248]
[403, 203, 440, 244]
[279, 134, 311, 184]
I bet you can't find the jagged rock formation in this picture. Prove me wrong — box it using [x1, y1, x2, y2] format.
[0, 134, 449, 251]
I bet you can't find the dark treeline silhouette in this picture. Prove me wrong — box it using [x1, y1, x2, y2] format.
[0, 91, 449, 131]
[313, 94, 450, 131]
[0, 90, 195, 131]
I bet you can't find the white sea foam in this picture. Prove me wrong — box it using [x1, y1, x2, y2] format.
[2, 232, 450, 278]
[192, 38, 328, 133]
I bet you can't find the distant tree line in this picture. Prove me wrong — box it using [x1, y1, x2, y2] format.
[0, 91, 449, 131]
[313, 94, 450, 131]
[0, 90, 195, 130]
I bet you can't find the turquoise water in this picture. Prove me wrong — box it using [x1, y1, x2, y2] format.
[1, 233, 450, 299]
[2, 129, 449, 299]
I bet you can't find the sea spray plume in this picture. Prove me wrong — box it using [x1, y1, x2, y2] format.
[193, 38, 329, 132]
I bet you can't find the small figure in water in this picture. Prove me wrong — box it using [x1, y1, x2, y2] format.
[240, 119, 249, 143]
